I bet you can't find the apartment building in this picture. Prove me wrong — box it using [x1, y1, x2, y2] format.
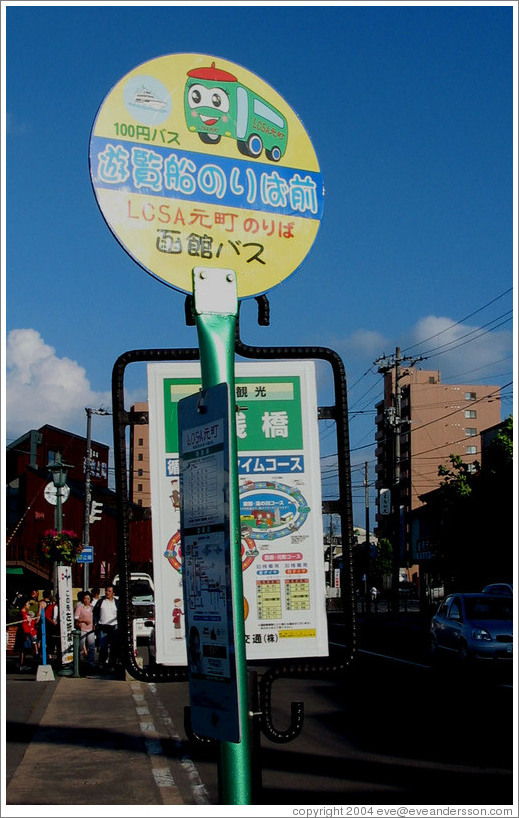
[129, 402, 151, 508]
[374, 367, 501, 549]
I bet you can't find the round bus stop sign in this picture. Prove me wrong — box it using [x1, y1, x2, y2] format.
[89, 53, 324, 298]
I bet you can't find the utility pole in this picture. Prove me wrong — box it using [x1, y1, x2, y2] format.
[83, 407, 110, 591]
[364, 461, 370, 548]
[83, 408, 93, 592]
[391, 346, 402, 612]
[375, 347, 422, 612]
[328, 514, 334, 592]
[364, 461, 371, 601]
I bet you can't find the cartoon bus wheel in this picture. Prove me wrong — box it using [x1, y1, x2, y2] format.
[199, 132, 221, 144]
[238, 134, 263, 159]
[266, 145, 282, 162]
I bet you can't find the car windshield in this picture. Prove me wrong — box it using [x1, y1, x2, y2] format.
[465, 596, 513, 621]
[130, 580, 153, 597]
[114, 580, 153, 597]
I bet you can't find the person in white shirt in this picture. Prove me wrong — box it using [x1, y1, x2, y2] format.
[93, 584, 120, 670]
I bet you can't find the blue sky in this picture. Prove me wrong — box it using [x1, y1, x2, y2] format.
[3, 1, 516, 530]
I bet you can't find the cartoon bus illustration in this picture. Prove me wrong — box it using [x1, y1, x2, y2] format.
[184, 61, 288, 162]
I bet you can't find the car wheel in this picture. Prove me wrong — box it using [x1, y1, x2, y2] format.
[457, 642, 470, 665]
[430, 636, 441, 667]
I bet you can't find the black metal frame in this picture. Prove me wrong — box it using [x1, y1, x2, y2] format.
[111, 295, 357, 742]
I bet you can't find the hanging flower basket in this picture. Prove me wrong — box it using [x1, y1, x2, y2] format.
[39, 529, 82, 564]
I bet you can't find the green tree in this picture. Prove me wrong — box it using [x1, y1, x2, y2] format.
[372, 537, 393, 589]
[438, 454, 479, 497]
[481, 415, 513, 479]
[436, 417, 513, 590]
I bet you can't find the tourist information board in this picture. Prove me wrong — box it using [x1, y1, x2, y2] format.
[148, 361, 328, 666]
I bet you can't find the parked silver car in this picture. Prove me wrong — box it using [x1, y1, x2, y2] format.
[430, 593, 513, 664]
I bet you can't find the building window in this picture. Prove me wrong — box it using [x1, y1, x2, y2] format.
[467, 464, 477, 474]
[138, 438, 144, 446]
[465, 409, 477, 419]
[138, 484, 143, 492]
[466, 446, 477, 455]
[138, 469, 143, 476]
[138, 453, 143, 461]
[465, 392, 476, 401]
[465, 427, 477, 437]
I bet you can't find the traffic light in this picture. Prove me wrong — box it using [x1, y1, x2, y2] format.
[89, 500, 103, 524]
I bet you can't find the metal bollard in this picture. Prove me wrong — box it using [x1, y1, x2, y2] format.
[72, 629, 81, 677]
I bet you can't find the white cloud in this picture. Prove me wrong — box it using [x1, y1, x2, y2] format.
[6, 329, 112, 441]
[342, 328, 388, 359]
[404, 315, 513, 383]
[332, 313, 511, 387]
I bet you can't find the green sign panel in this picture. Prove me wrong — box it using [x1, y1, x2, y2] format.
[164, 376, 302, 452]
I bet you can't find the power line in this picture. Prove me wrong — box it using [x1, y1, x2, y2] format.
[401, 287, 513, 354]
[416, 311, 512, 360]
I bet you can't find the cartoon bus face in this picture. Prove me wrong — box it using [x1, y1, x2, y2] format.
[184, 62, 287, 162]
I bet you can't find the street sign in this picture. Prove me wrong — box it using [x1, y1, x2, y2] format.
[178, 383, 241, 742]
[90, 53, 324, 298]
[58, 565, 74, 664]
[44, 482, 70, 506]
[77, 546, 94, 564]
[379, 488, 391, 515]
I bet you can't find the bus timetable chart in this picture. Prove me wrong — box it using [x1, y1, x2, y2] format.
[285, 578, 310, 610]
[182, 451, 224, 529]
[257, 579, 282, 620]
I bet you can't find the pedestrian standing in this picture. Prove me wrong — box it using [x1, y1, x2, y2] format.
[15, 597, 38, 671]
[93, 584, 120, 670]
[74, 591, 96, 667]
[43, 592, 59, 659]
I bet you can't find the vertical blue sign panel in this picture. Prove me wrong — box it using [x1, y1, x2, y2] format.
[178, 383, 240, 743]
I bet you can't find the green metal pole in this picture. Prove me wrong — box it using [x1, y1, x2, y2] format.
[192, 267, 252, 805]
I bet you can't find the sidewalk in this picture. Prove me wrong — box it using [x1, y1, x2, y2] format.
[5, 673, 189, 806]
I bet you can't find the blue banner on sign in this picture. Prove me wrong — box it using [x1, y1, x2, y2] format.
[238, 454, 304, 474]
[90, 135, 324, 220]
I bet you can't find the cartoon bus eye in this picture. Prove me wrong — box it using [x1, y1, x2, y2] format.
[188, 85, 203, 106]
[210, 88, 230, 113]
[188, 83, 230, 113]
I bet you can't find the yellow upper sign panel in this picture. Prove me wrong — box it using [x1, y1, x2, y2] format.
[90, 53, 324, 298]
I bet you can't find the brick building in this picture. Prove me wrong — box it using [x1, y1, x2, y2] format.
[129, 402, 151, 508]
[6, 424, 151, 592]
[374, 367, 501, 565]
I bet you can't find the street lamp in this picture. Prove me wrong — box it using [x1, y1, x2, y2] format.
[47, 454, 73, 594]
[83, 406, 111, 591]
